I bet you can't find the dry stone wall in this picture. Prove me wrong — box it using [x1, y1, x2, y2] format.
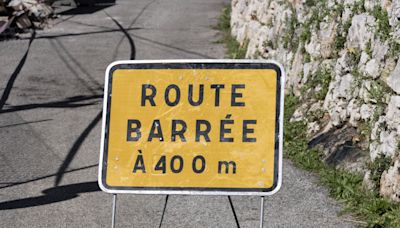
[231, 0, 400, 202]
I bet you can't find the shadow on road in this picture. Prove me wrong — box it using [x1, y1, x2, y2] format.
[53, 12, 138, 186]
[0, 95, 102, 114]
[29, 27, 141, 39]
[19, 27, 212, 59]
[0, 164, 98, 190]
[54, 111, 102, 186]
[0, 30, 36, 111]
[110, 0, 156, 60]
[0, 181, 100, 210]
[59, 0, 115, 15]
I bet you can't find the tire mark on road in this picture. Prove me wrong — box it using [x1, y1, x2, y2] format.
[54, 111, 102, 186]
[67, 19, 115, 30]
[0, 119, 52, 128]
[132, 33, 214, 59]
[20, 27, 141, 40]
[49, 39, 99, 94]
[110, 0, 157, 60]
[50, 10, 137, 188]
[0, 30, 35, 111]
[52, 15, 76, 26]
[104, 11, 136, 60]
[54, 39, 103, 90]
[53, 11, 138, 187]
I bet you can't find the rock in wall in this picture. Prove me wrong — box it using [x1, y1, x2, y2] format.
[231, 0, 400, 202]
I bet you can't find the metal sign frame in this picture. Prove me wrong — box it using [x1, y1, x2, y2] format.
[98, 59, 285, 196]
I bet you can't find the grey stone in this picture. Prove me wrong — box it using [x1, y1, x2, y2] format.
[380, 158, 400, 202]
[360, 104, 375, 120]
[365, 59, 381, 79]
[347, 14, 376, 51]
[388, 60, 400, 94]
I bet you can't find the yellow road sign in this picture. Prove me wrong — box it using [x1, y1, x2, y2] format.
[98, 60, 284, 196]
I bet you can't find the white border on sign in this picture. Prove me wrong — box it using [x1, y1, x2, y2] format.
[98, 59, 285, 196]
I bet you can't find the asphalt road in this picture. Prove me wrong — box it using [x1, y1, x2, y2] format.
[0, 0, 355, 227]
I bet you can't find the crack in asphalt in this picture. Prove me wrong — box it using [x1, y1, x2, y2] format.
[0, 119, 52, 129]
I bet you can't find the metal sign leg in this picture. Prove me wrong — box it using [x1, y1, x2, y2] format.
[112, 194, 117, 228]
[259, 196, 265, 228]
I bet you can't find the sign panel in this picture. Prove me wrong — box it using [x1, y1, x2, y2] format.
[98, 60, 284, 196]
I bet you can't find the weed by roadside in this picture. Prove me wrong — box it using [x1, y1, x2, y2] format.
[214, 6, 247, 59]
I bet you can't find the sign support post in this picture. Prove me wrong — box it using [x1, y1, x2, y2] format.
[259, 196, 265, 228]
[112, 194, 117, 228]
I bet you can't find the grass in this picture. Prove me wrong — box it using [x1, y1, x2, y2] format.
[367, 154, 392, 192]
[215, 6, 247, 59]
[388, 40, 400, 59]
[371, 6, 391, 41]
[283, 8, 299, 50]
[365, 40, 373, 57]
[303, 67, 332, 100]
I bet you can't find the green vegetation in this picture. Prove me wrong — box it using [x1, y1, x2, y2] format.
[333, 3, 345, 17]
[359, 120, 372, 141]
[348, 48, 362, 66]
[367, 154, 392, 192]
[334, 20, 352, 56]
[352, 69, 363, 88]
[365, 40, 373, 58]
[371, 6, 391, 41]
[283, 9, 299, 50]
[263, 40, 274, 49]
[368, 80, 391, 105]
[308, 109, 326, 123]
[358, 79, 390, 144]
[305, 0, 316, 8]
[353, 0, 366, 14]
[303, 67, 332, 100]
[215, 6, 247, 59]
[308, 1, 330, 30]
[299, 24, 312, 46]
[303, 52, 311, 63]
[388, 40, 400, 59]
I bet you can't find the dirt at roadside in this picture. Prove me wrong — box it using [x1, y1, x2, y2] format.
[0, 0, 54, 39]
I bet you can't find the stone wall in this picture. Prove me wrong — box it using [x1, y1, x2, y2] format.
[231, 0, 400, 202]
